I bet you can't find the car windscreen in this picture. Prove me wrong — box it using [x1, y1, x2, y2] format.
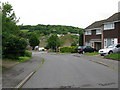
[78, 46, 85, 49]
[107, 44, 116, 48]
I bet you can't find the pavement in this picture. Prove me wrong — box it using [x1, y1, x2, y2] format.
[22, 52, 118, 88]
[2, 51, 43, 88]
[72, 53, 119, 70]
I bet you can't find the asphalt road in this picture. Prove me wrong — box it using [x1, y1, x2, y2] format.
[22, 52, 118, 88]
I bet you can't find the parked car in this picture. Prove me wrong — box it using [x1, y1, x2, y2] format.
[38, 47, 45, 51]
[98, 43, 120, 56]
[78, 46, 97, 54]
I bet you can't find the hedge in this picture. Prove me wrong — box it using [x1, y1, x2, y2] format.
[60, 46, 78, 53]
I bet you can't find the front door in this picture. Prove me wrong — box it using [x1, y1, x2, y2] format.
[95, 42, 101, 50]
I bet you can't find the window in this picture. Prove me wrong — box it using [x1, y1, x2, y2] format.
[111, 38, 114, 44]
[92, 42, 94, 48]
[104, 39, 107, 48]
[85, 31, 91, 35]
[86, 41, 90, 46]
[96, 29, 101, 35]
[104, 38, 118, 48]
[104, 23, 115, 30]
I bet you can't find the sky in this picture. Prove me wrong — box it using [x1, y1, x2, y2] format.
[1, 0, 120, 28]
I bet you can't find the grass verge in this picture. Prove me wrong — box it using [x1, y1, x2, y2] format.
[105, 53, 120, 61]
[84, 52, 99, 55]
[17, 56, 32, 63]
[2, 56, 32, 71]
[20, 29, 29, 32]
[58, 51, 71, 54]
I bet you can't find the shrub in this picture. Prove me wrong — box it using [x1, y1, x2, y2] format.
[71, 41, 77, 46]
[24, 50, 32, 57]
[2, 34, 27, 59]
[60, 46, 78, 53]
[71, 46, 78, 53]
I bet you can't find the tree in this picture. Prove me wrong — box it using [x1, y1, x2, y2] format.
[47, 34, 61, 51]
[29, 34, 40, 50]
[78, 29, 84, 46]
[2, 2, 19, 34]
[2, 3, 27, 59]
[71, 41, 77, 46]
[79, 34, 83, 46]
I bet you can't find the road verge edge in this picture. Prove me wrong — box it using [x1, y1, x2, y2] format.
[15, 58, 45, 88]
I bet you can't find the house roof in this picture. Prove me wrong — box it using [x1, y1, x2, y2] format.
[85, 20, 106, 29]
[85, 12, 120, 30]
[106, 12, 120, 22]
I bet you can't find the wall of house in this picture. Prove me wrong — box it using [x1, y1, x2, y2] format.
[103, 22, 120, 48]
[85, 30, 101, 41]
[103, 22, 119, 38]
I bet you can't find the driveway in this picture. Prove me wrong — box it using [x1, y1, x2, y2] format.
[22, 53, 118, 88]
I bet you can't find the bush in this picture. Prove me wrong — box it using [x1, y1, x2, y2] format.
[2, 34, 27, 59]
[71, 41, 77, 46]
[24, 50, 32, 57]
[60, 46, 78, 53]
[71, 46, 78, 53]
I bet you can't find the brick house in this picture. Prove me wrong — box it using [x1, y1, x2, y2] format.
[84, 12, 120, 50]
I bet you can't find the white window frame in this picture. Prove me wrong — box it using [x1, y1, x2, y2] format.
[104, 23, 115, 30]
[85, 31, 91, 35]
[86, 41, 90, 46]
[104, 39, 107, 48]
[111, 38, 114, 45]
[96, 29, 102, 35]
[111, 38, 118, 44]
[114, 38, 118, 44]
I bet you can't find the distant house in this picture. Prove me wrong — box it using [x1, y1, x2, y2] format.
[84, 12, 120, 50]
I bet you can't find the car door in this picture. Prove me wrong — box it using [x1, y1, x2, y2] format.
[88, 46, 94, 52]
[85, 46, 93, 52]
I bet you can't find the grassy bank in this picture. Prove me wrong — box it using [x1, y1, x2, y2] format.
[2, 56, 32, 70]
[105, 53, 120, 61]
[2, 50, 32, 71]
[17, 56, 32, 63]
[20, 29, 29, 32]
[84, 52, 99, 55]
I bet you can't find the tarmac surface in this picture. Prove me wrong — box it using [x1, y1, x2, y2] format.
[22, 52, 118, 88]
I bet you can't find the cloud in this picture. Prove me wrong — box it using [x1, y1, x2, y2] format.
[2, 0, 119, 28]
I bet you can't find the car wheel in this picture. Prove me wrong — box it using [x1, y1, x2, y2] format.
[100, 54, 104, 56]
[109, 51, 113, 54]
